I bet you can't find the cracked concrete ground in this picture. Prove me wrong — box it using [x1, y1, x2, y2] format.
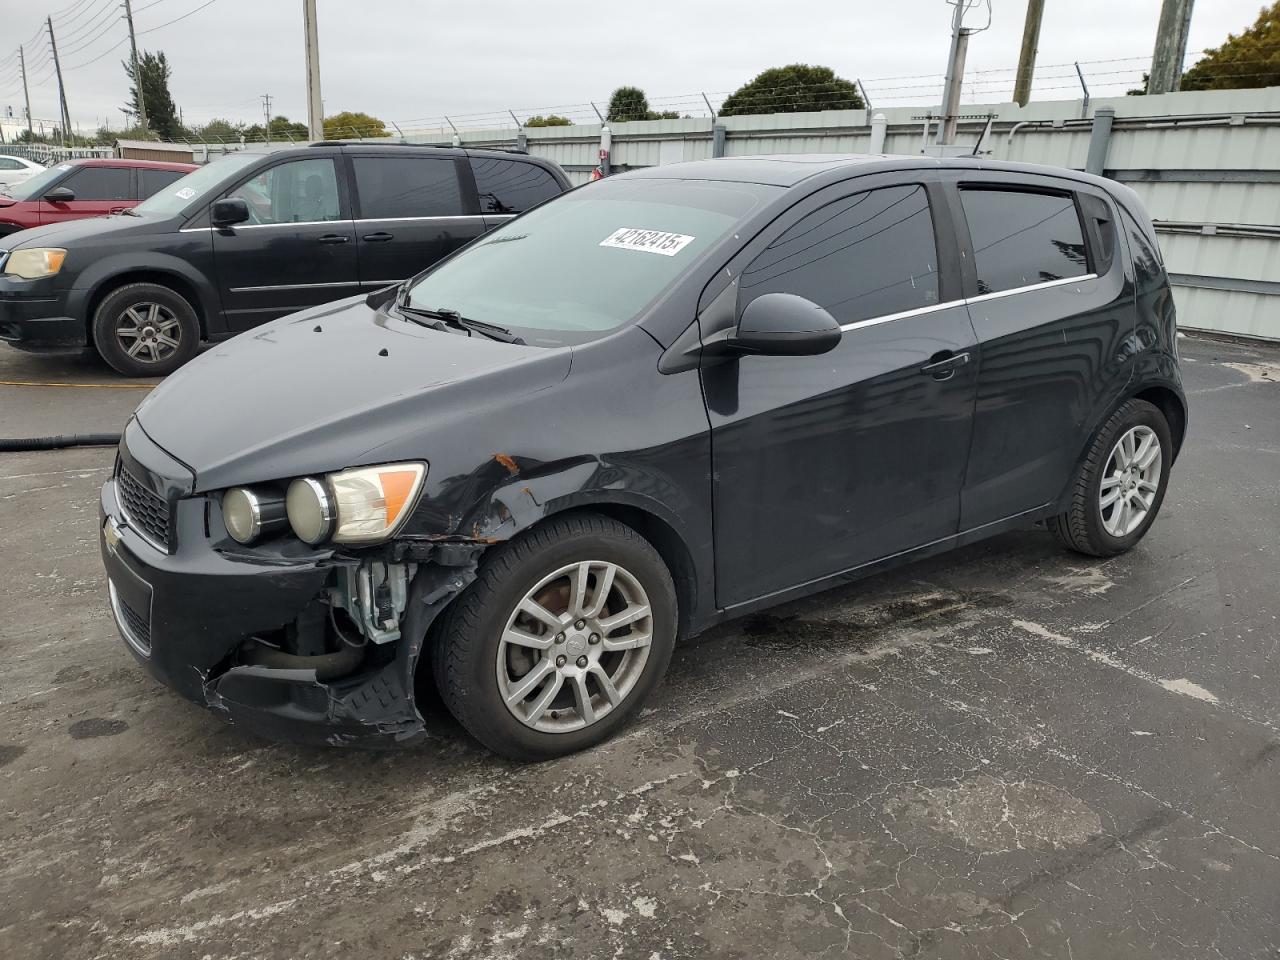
[1, 335, 1278, 960]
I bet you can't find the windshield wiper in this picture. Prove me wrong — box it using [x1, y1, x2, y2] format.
[394, 296, 525, 345]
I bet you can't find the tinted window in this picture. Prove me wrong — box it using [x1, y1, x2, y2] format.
[961, 188, 1088, 294]
[1120, 207, 1164, 289]
[226, 157, 341, 224]
[139, 168, 186, 198]
[470, 158, 561, 214]
[0, 158, 24, 170]
[64, 166, 132, 201]
[353, 157, 462, 219]
[741, 184, 939, 325]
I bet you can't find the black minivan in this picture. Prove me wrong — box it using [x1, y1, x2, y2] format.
[0, 144, 569, 375]
[99, 155, 1186, 759]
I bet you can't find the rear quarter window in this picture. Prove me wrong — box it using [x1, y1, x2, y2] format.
[470, 157, 562, 214]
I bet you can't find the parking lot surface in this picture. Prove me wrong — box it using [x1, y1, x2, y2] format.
[1, 335, 1278, 960]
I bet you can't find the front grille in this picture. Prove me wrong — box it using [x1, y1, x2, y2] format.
[116, 592, 152, 653]
[117, 465, 171, 549]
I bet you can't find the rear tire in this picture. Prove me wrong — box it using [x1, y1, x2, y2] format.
[432, 513, 677, 761]
[1047, 399, 1172, 557]
[92, 282, 200, 377]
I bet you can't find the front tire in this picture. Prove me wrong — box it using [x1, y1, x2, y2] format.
[92, 282, 200, 377]
[432, 513, 677, 761]
[1048, 398, 1172, 557]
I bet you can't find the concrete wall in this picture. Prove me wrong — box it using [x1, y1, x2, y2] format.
[428, 86, 1280, 341]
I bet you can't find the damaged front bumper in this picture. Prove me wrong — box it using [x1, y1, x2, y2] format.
[99, 469, 476, 748]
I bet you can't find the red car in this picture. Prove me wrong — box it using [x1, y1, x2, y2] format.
[0, 158, 197, 237]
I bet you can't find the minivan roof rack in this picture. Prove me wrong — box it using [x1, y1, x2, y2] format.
[306, 141, 528, 155]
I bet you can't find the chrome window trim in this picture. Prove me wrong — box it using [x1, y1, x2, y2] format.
[355, 214, 487, 223]
[837, 273, 1098, 333]
[108, 579, 152, 659]
[964, 272, 1098, 306]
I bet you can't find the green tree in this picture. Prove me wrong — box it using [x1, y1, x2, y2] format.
[189, 118, 245, 142]
[524, 114, 572, 127]
[719, 64, 864, 116]
[1180, 1, 1280, 91]
[242, 115, 308, 142]
[606, 86, 650, 123]
[323, 111, 388, 139]
[123, 50, 181, 139]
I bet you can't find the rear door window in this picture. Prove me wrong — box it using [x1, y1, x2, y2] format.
[353, 156, 463, 219]
[740, 184, 940, 325]
[470, 157, 561, 214]
[63, 166, 132, 201]
[138, 168, 186, 199]
[960, 188, 1088, 294]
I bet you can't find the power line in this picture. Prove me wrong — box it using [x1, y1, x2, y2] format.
[137, 0, 220, 35]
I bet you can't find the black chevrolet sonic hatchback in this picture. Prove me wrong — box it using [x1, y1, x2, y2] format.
[100, 155, 1186, 759]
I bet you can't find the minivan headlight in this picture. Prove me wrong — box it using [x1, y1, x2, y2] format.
[4, 247, 67, 279]
[287, 463, 426, 545]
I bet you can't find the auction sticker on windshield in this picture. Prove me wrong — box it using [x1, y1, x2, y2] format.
[175, 187, 197, 200]
[599, 227, 695, 257]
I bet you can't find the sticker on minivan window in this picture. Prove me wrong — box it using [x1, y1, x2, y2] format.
[599, 227, 695, 257]
[174, 187, 196, 200]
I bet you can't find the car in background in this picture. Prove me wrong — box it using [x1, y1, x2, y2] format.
[0, 157, 197, 237]
[0, 144, 570, 376]
[0, 154, 47, 194]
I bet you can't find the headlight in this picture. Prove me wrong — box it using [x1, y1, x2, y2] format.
[222, 486, 286, 544]
[3, 247, 66, 279]
[287, 462, 426, 545]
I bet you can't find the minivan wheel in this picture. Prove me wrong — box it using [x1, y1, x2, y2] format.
[1047, 399, 1172, 557]
[432, 513, 677, 761]
[92, 282, 200, 377]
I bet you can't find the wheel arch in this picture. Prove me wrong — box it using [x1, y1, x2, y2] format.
[82, 267, 213, 347]
[1129, 384, 1187, 460]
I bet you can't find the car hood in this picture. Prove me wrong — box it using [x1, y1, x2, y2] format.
[134, 296, 573, 492]
[2, 211, 165, 247]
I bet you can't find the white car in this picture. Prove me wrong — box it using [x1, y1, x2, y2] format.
[0, 155, 46, 194]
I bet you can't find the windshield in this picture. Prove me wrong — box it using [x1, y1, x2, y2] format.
[133, 152, 264, 217]
[404, 177, 776, 346]
[3, 163, 68, 201]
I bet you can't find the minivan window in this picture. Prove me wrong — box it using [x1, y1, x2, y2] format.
[353, 156, 462, 219]
[405, 177, 776, 346]
[741, 184, 940, 325]
[226, 157, 341, 224]
[63, 166, 132, 201]
[138, 168, 186, 198]
[2, 163, 69, 200]
[133, 152, 263, 217]
[471, 157, 561, 214]
[961, 187, 1088, 294]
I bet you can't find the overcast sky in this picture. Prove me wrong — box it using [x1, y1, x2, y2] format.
[1, 0, 1267, 135]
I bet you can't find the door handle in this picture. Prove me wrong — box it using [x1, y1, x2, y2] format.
[920, 350, 970, 380]
[318, 234, 350, 244]
[361, 232, 394, 242]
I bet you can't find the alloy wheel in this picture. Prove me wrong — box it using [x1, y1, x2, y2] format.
[497, 560, 653, 733]
[114, 302, 182, 364]
[1100, 425, 1162, 537]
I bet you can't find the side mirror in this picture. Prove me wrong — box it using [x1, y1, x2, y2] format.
[211, 197, 250, 228]
[44, 186, 75, 203]
[728, 293, 841, 356]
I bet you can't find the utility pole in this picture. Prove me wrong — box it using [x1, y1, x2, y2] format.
[1149, 0, 1196, 95]
[122, 0, 147, 132]
[47, 16, 72, 145]
[939, 1, 973, 144]
[19, 46, 33, 141]
[261, 92, 273, 133]
[1013, 0, 1046, 107]
[302, 0, 324, 140]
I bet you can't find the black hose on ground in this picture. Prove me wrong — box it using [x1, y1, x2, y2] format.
[0, 433, 122, 452]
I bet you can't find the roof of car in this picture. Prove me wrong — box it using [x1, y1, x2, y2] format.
[615, 154, 1113, 191]
[66, 157, 197, 171]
